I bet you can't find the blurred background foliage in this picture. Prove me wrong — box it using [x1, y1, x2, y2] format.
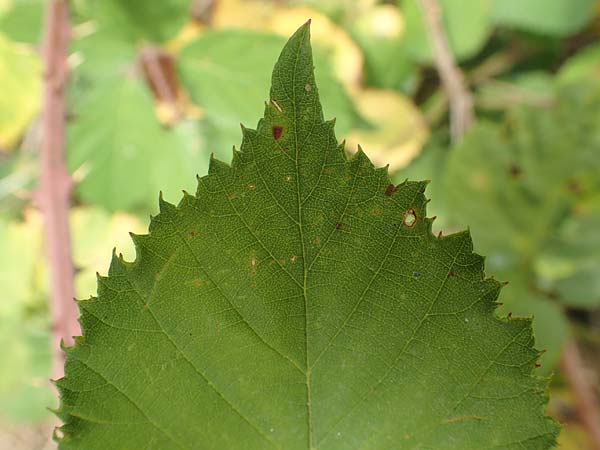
[0, 0, 599, 448]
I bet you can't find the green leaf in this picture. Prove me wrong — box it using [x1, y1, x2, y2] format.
[558, 43, 600, 84]
[400, 0, 492, 62]
[67, 77, 208, 213]
[86, 0, 192, 43]
[0, 0, 44, 44]
[491, 0, 595, 36]
[57, 23, 557, 450]
[536, 196, 600, 308]
[178, 29, 361, 153]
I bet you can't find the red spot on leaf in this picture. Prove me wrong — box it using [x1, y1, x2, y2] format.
[272, 125, 283, 140]
[385, 184, 397, 196]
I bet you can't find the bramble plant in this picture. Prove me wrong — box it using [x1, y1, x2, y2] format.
[55, 23, 558, 449]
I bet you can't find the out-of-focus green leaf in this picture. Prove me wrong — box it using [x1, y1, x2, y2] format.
[491, 0, 595, 37]
[178, 30, 361, 153]
[537, 196, 600, 307]
[89, 0, 193, 43]
[0, 215, 53, 422]
[68, 77, 208, 212]
[558, 43, 600, 84]
[0, 33, 41, 151]
[0, 0, 43, 44]
[350, 5, 417, 92]
[69, 28, 137, 88]
[56, 24, 557, 450]
[400, 0, 492, 62]
[476, 72, 557, 110]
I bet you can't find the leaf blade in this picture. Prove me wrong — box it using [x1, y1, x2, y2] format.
[57, 22, 558, 450]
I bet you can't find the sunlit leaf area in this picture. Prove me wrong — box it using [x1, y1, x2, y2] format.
[1, 0, 599, 449]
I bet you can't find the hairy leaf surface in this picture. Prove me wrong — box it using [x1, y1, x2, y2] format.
[57, 23, 557, 450]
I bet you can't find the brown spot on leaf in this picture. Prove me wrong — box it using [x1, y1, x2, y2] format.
[567, 179, 583, 195]
[193, 278, 203, 287]
[335, 222, 343, 230]
[508, 312, 513, 319]
[447, 271, 454, 278]
[385, 184, 397, 196]
[272, 125, 283, 140]
[508, 163, 522, 178]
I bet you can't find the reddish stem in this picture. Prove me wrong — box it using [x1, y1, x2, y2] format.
[40, 0, 79, 380]
[561, 340, 600, 450]
[418, 0, 474, 142]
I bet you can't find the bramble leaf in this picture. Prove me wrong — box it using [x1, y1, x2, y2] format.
[67, 77, 207, 213]
[56, 23, 558, 450]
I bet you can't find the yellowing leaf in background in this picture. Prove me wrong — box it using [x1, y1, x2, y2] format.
[346, 89, 428, 170]
[0, 33, 41, 151]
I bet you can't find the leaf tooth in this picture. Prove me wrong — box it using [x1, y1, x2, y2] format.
[158, 191, 177, 215]
[231, 146, 243, 167]
[107, 248, 128, 276]
[129, 232, 150, 263]
[208, 153, 232, 176]
[180, 189, 196, 206]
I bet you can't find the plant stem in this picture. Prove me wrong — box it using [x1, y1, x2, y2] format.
[561, 340, 600, 450]
[418, 0, 474, 142]
[40, 0, 79, 380]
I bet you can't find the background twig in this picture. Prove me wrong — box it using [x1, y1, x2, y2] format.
[40, 0, 79, 380]
[419, 0, 474, 142]
[561, 340, 600, 450]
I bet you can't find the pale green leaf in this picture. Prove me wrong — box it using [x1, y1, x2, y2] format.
[67, 77, 208, 213]
[491, 0, 595, 36]
[85, 0, 193, 43]
[57, 24, 557, 450]
[0, 0, 43, 44]
[400, 0, 492, 62]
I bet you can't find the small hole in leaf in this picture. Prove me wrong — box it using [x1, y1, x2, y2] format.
[305, 83, 312, 92]
[272, 125, 283, 140]
[403, 209, 417, 227]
